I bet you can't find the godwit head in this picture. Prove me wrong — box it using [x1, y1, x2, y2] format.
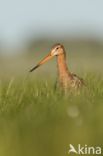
[29, 43, 65, 72]
[29, 43, 84, 92]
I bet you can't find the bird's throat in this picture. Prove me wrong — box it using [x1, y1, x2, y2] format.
[57, 54, 72, 88]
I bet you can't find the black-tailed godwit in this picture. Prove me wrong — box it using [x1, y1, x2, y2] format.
[29, 44, 84, 92]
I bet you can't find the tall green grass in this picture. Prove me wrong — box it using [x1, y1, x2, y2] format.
[0, 73, 103, 156]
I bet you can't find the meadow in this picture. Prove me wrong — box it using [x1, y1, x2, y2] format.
[0, 40, 103, 156]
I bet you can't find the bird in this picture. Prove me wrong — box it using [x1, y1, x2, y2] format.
[29, 43, 84, 93]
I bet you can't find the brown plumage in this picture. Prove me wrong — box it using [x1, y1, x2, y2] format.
[29, 43, 84, 92]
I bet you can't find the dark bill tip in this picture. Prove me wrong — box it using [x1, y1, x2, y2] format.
[29, 64, 40, 72]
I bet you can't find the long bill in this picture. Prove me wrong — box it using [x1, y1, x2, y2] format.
[29, 53, 54, 72]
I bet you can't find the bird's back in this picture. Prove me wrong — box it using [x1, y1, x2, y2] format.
[69, 73, 84, 89]
[55, 72, 84, 93]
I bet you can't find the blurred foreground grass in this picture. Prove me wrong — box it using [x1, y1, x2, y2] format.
[0, 73, 103, 156]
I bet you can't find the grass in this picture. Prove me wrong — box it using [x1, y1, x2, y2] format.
[0, 73, 103, 156]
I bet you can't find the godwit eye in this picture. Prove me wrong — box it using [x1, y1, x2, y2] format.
[56, 47, 59, 50]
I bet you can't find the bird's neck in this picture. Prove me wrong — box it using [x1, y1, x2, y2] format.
[57, 54, 72, 83]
